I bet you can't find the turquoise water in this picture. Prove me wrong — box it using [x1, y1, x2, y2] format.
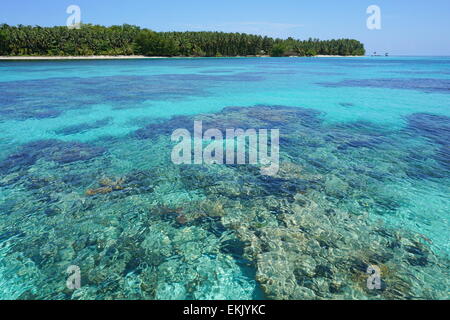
[0, 57, 449, 299]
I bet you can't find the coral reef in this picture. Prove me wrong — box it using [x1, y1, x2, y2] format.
[319, 78, 450, 94]
[0, 105, 448, 300]
[85, 177, 125, 196]
[0, 140, 106, 174]
[55, 117, 113, 136]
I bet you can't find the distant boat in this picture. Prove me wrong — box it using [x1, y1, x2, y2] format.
[371, 52, 389, 57]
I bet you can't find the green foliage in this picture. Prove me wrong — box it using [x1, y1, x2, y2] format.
[0, 28, 7, 55]
[0, 23, 140, 56]
[135, 30, 177, 56]
[0, 24, 365, 57]
[305, 48, 317, 57]
[270, 43, 286, 57]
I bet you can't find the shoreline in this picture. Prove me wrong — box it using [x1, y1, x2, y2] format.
[0, 55, 366, 61]
[0, 55, 152, 60]
[313, 55, 365, 58]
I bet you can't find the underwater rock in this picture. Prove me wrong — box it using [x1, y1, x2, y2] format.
[0, 105, 62, 121]
[85, 186, 113, 196]
[323, 175, 349, 199]
[258, 175, 310, 198]
[134, 105, 322, 140]
[49, 141, 106, 164]
[99, 177, 125, 187]
[319, 78, 450, 94]
[1, 101, 449, 300]
[405, 113, 450, 171]
[0, 171, 22, 187]
[0, 199, 18, 215]
[435, 146, 450, 170]
[220, 238, 249, 260]
[23, 176, 53, 191]
[404, 243, 429, 267]
[55, 117, 112, 136]
[61, 172, 96, 188]
[0, 75, 209, 120]
[256, 251, 298, 299]
[219, 105, 322, 128]
[32, 108, 62, 119]
[191, 199, 226, 217]
[21, 108, 63, 120]
[152, 205, 184, 216]
[0, 139, 106, 173]
[85, 177, 125, 196]
[43, 207, 61, 217]
[176, 214, 188, 225]
[134, 115, 192, 140]
[337, 137, 385, 150]
[406, 113, 450, 146]
[0, 149, 39, 174]
[407, 256, 428, 267]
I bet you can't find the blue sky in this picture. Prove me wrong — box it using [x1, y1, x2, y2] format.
[1, 0, 449, 55]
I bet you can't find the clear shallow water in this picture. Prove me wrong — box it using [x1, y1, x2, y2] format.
[0, 57, 449, 299]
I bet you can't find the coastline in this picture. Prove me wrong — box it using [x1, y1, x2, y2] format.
[313, 55, 365, 58]
[0, 55, 365, 61]
[0, 55, 152, 60]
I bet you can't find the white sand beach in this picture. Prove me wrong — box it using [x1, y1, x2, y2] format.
[0, 55, 366, 61]
[0, 55, 159, 60]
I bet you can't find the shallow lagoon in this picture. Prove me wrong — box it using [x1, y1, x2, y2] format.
[0, 57, 449, 299]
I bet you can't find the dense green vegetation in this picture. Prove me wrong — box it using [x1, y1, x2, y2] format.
[0, 24, 140, 56]
[0, 24, 365, 57]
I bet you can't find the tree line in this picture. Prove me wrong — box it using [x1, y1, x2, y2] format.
[0, 24, 365, 57]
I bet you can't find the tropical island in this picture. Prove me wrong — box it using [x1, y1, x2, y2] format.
[0, 24, 365, 58]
